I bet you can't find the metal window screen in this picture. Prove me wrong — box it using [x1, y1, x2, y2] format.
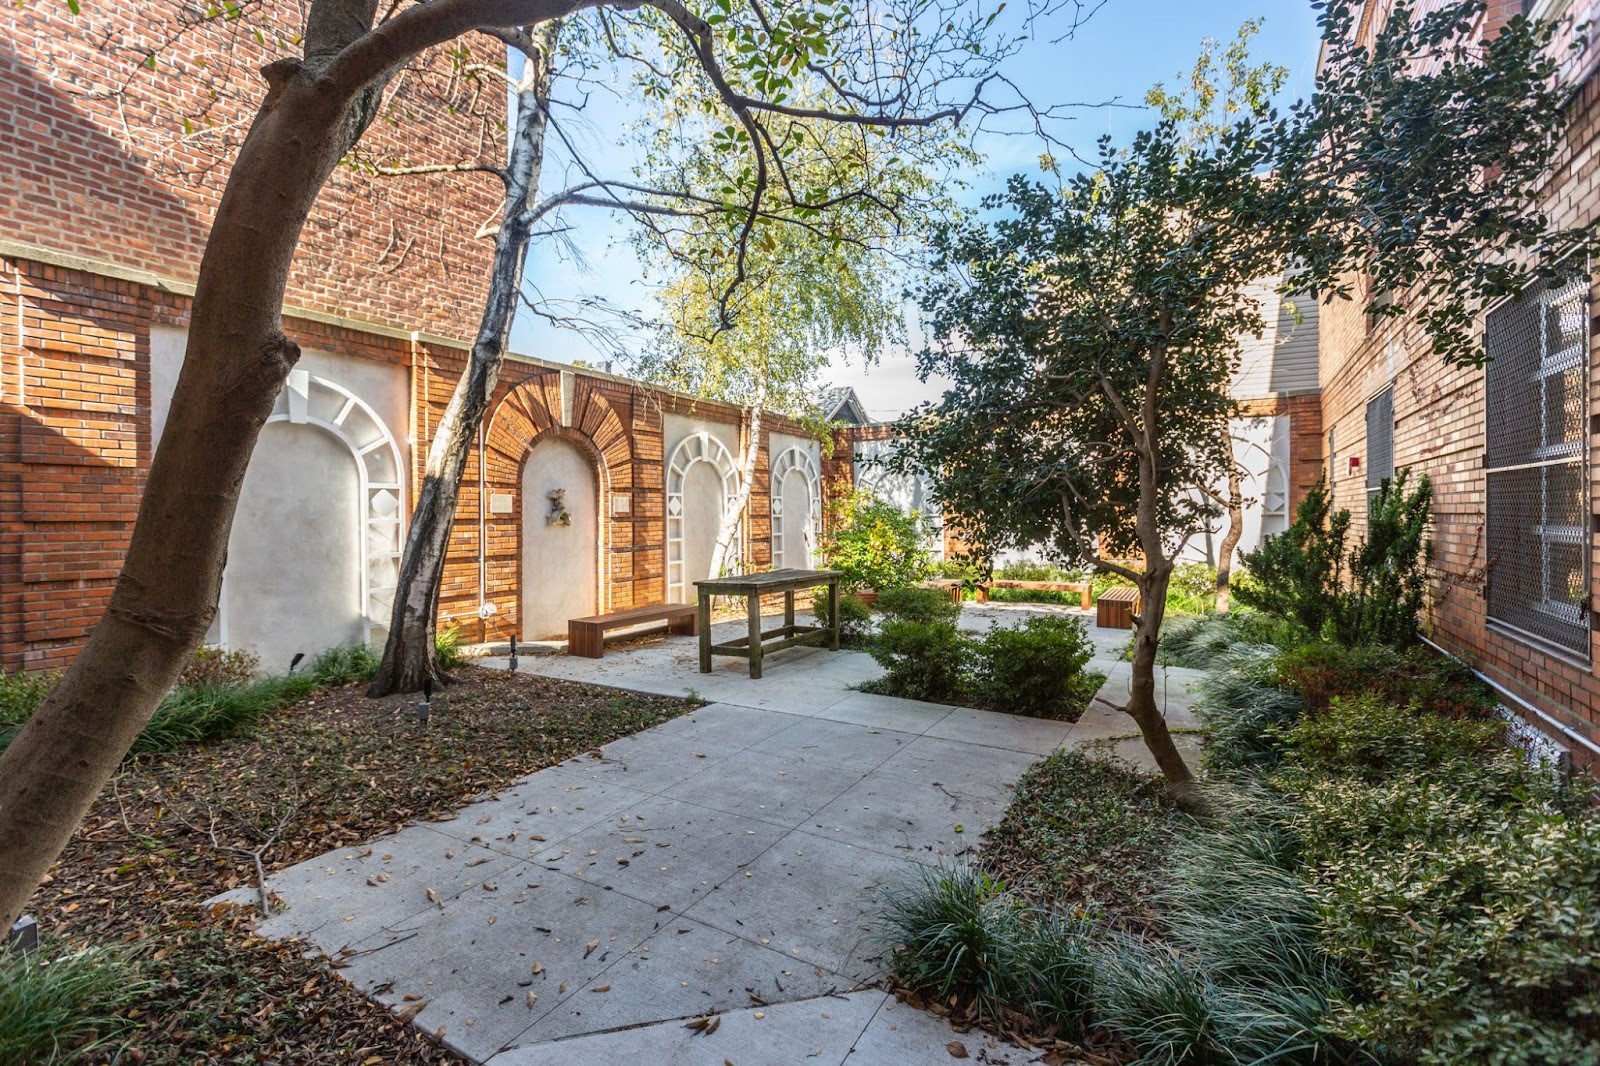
[1365, 387, 1394, 491]
[1485, 276, 1590, 658]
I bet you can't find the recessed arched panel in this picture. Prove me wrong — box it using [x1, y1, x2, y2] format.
[521, 436, 600, 639]
[771, 445, 821, 570]
[216, 369, 405, 667]
[666, 431, 740, 602]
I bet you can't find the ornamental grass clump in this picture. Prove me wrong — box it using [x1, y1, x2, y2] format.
[0, 943, 152, 1064]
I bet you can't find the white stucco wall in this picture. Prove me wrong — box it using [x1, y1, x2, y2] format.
[149, 330, 410, 664]
[521, 436, 599, 639]
[223, 424, 365, 670]
[1180, 414, 1291, 567]
[680, 460, 725, 594]
[663, 411, 740, 468]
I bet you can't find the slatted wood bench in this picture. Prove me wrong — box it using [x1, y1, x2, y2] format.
[1096, 585, 1141, 629]
[567, 603, 697, 659]
[923, 578, 965, 604]
[974, 579, 1093, 609]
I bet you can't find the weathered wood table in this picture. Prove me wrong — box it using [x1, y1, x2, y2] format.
[695, 568, 842, 679]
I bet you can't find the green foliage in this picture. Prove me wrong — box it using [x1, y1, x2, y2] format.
[1274, 700, 1600, 1064]
[1344, 470, 1432, 647]
[1157, 612, 1252, 669]
[1275, 641, 1495, 720]
[1234, 478, 1349, 639]
[1194, 644, 1306, 774]
[0, 943, 152, 1064]
[435, 625, 467, 672]
[877, 585, 961, 625]
[0, 670, 55, 737]
[1278, 694, 1507, 786]
[177, 645, 261, 688]
[1239, 473, 1433, 648]
[819, 491, 930, 592]
[1164, 563, 1218, 616]
[305, 643, 380, 687]
[868, 619, 970, 704]
[880, 863, 1098, 1038]
[970, 615, 1095, 719]
[813, 588, 874, 647]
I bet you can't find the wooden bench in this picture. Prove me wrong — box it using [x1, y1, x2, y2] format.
[923, 578, 964, 604]
[974, 579, 1092, 609]
[1096, 585, 1141, 629]
[567, 603, 697, 659]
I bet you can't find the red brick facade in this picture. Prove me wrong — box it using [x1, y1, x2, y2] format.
[1319, 0, 1600, 759]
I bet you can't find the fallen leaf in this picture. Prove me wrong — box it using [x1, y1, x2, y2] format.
[532, 961, 544, 975]
[591, 984, 611, 993]
[395, 1000, 429, 1024]
[584, 938, 599, 958]
[526, 991, 538, 1009]
[946, 1041, 969, 1058]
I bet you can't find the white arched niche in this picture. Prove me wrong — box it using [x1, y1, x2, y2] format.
[771, 445, 822, 570]
[666, 431, 741, 602]
[214, 368, 405, 670]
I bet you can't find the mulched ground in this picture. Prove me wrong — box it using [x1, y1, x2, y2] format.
[29, 666, 696, 1064]
[977, 744, 1181, 936]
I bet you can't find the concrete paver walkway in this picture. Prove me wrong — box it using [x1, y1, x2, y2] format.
[245, 606, 1203, 1063]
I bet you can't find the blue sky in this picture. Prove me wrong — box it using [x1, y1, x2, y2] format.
[510, 1, 1323, 419]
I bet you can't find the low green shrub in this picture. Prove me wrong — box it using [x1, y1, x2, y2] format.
[812, 588, 874, 646]
[1278, 693, 1507, 786]
[1194, 644, 1305, 773]
[0, 670, 55, 742]
[880, 863, 1026, 1022]
[177, 645, 260, 688]
[1238, 472, 1432, 647]
[435, 625, 467, 671]
[132, 673, 319, 755]
[970, 615, 1097, 719]
[868, 619, 970, 704]
[881, 863, 1097, 1038]
[0, 943, 152, 1064]
[819, 490, 930, 592]
[1275, 641, 1496, 720]
[305, 643, 380, 686]
[1157, 613, 1243, 669]
[877, 585, 962, 625]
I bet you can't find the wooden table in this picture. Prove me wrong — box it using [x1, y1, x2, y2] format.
[695, 568, 842, 679]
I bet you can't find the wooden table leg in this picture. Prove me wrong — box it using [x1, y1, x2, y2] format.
[784, 589, 795, 629]
[827, 579, 840, 651]
[747, 594, 764, 679]
[697, 591, 712, 673]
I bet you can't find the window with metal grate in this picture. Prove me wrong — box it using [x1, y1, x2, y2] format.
[1365, 386, 1394, 499]
[1484, 275, 1590, 659]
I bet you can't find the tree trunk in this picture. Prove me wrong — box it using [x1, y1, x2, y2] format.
[708, 390, 764, 579]
[369, 22, 561, 697]
[1215, 432, 1244, 613]
[0, 35, 398, 928]
[1119, 336, 1196, 797]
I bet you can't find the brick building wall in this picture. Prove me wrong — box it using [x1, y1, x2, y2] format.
[1319, 0, 1600, 758]
[1, 4, 504, 338]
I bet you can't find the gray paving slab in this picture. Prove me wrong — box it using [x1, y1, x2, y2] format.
[664, 748, 871, 826]
[532, 795, 789, 911]
[523, 915, 849, 1043]
[680, 831, 909, 981]
[331, 871, 667, 1062]
[483, 991, 890, 1066]
[251, 604, 1205, 1062]
[841, 997, 1047, 1064]
[751, 715, 922, 773]
[922, 706, 1073, 754]
[805, 767, 1000, 862]
[254, 824, 526, 950]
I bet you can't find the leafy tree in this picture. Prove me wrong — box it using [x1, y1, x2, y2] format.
[0, 0, 1106, 927]
[820, 490, 930, 592]
[629, 113, 927, 580]
[895, 1, 1598, 793]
